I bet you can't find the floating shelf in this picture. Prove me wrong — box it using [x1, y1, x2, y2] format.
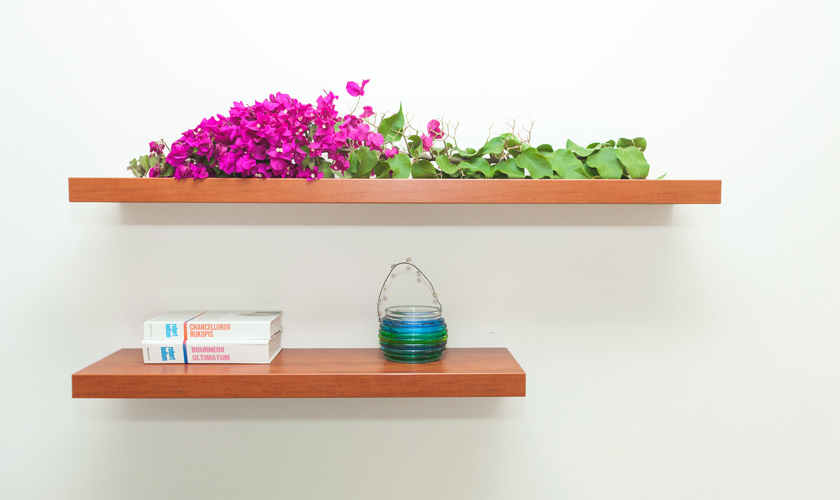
[68, 178, 721, 204]
[72, 348, 526, 398]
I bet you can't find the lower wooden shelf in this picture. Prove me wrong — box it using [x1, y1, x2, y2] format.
[72, 348, 526, 398]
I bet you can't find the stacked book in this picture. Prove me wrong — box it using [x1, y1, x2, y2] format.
[142, 311, 283, 364]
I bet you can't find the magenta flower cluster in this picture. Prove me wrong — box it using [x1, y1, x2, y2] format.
[422, 119, 443, 151]
[152, 80, 383, 180]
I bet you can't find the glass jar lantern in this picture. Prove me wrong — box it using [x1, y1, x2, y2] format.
[377, 259, 447, 363]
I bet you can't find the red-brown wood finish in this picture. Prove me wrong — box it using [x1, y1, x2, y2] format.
[72, 348, 526, 398]
[69, 178, 721, 204]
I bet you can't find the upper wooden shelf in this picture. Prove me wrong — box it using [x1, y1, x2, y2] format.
[68, 178, 721, 204]
[72, 348, 526, 398]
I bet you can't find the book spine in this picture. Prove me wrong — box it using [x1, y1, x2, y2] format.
[142, 337, 282, 364]
[184, 342, 275, 363]
[142, 341, 186, 363]
[144, 321, 181, 340]
[184, 321, 281, 340]
[144, 312, 205, 340]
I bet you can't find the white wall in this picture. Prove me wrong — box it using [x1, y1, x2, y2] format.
[2, 1, 838, 498]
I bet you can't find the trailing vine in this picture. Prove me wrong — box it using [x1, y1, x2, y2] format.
[128, 80, 658, 180]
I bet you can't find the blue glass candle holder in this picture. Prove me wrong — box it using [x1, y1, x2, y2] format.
[377, 260, 447, 363]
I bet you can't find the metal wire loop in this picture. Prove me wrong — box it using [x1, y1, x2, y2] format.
[376, 259, 441, 322]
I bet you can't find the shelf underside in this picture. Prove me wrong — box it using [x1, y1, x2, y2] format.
[72, 348, 526, 398]
[68, 178, 721, 204]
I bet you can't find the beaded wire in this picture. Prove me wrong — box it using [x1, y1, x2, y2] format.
[376, 257, 441, 322]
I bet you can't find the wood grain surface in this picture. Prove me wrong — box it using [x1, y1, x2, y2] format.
[69, 178, 721, 204]
[72, 348, 526, 398]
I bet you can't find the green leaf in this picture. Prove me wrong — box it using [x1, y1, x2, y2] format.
[387, 153, 412, 178]
[407, 135, 422, 158]
[411, 159, 437, 178]
[378, 103, 405, 143]
[548, 149, 590, 179]
[127, 158, 141, 177]
[465, 157, 493, 178]
[319, 161, 336, 178]
[566, 139, 597, 158]
[149, 155, 160, 168]
[346, 150, 360, 177]
[456, 147, 479, 158]
[498, 133, 521, 148]
[536, 144, 554, 153]
[633, 137, 647, 152]
[374, 161, 391, 178]
[352, 146, 379, 178]
[616, 138, 634, 148]
[130, 156, 150, 177]
[615, 147, 650, 179]
[586, 140, 615, 149]
[580, 158, 598, 178]
[435, 156, 461, 176]
[459, 161, 477, 177]
[360, 152, 379, 178]
[515, 148, 554, 179]
[587, 148, 623, 179]
[495, 159, 525, 179]
[478, 137, 505, 156]
[657, 172, 667, 179]
[617, 137, 647, 151]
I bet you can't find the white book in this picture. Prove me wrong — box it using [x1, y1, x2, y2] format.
[143, 311, 283, 340]
[142, 334, 282, 364]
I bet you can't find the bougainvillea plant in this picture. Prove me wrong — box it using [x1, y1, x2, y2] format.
[128, 80, 658, 180]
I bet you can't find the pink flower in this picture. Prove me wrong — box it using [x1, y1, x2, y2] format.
[173, 164, 192, 179]
[167, 142, 189, 167]
[236, 155, 256, 175]
[219, 152, 238, 174]
[348, 123, 370, 142]
[367, 132, 384, 150]
[427, 119, 443, 139]
[193, 166, 210, 179]
[384, 147, 399, 158]
[303, 167, 323, 182]
[346, 79, 370, 97]
[421, 133, 434, 151]
[331, 155, 349, 172]
[144, 79, 383, 180]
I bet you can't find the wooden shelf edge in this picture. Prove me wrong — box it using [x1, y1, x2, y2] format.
[68, 178, 721, 204]
[72, 348, 526, 399]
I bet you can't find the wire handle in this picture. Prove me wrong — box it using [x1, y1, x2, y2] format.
[377, 258, 442, 322]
